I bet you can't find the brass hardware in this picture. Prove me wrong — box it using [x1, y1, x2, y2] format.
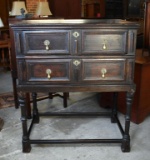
[102, 43, 107, 50]
[44, 40, 50, 51]
[73, 32, 80, 38]
[73, 60, 80, 66]
[74, 40, 78, 53]
[46, 69, 52, 79]
[101, 68, 107, 78]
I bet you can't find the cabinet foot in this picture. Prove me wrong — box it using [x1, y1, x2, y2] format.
[22, 141, 31, 153]
[111, 116, 117, 123]
[33, 115, 40, 124]
[121, 139, 130, 152]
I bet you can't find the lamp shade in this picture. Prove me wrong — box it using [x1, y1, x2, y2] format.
[0, 18, 4, 27]
[11, 1, 28, 15]
[35, 2, 52, 16]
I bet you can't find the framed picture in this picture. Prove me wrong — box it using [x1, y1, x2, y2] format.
[127, 0, 145, 18]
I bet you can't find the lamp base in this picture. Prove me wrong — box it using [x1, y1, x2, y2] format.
[16, 13, 33, 19]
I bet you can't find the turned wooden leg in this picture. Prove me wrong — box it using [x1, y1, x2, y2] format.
[26, 93, 32, 119]
[48, 92, 69, 108]
[111, 92, 118, 123]
[12, 77, 19, 109]
[63, 92, 68, 108]
[32, 92, 39, 123]
[11, 74, 31, 120]
[19, 92, 31, 153]
[0, 117, 4, 131]
[121, 89, 135, 152]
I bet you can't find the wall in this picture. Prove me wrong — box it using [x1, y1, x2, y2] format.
[82, 0, 100, 5]
[82, 0, 105, 17]
[26, 0, 100, 14]
[26, 0, 45, 14]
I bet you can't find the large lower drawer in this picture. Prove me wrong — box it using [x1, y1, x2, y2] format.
[17, 58, 133, 85]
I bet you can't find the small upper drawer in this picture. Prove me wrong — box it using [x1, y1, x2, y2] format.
[81, 30, 127, 54]
[22, 30, 70, 55]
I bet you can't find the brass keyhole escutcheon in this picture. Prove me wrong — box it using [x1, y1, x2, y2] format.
[73, 60, 81, 66]
[44, 40, 50, 51]
[101, 68, 107, 78]
[73, 32, 80, 38]
[46, 69, 52, 79]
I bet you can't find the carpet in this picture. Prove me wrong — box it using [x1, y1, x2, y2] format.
[0, 92, 67, 109]
[0, 92, 14, 109]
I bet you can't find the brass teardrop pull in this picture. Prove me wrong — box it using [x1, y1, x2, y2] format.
[46, 69, 52, 79]
[102, 40, 107, 50]
[102, 43, 107, 50]
[44, 40, 50, 51]
[101, 68, 107, 78]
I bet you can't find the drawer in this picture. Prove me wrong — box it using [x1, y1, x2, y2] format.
[22, 30, 70, 55]
[81, 30, 127, 54]
[22, 59, 72, 83]
[81, 59, 126, 83]
[18, 58, 129, 84]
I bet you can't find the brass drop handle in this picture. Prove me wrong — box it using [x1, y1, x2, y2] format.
[101, 68, 107, 78]
[44, 40, 50, 51]
[102, 43, 107, 50]
[46, 69, 52, 79]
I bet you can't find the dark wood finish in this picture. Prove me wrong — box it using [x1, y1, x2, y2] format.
[0, 0, 9, 29]
[0, 39, 11, 68]
[143, 0, 150, 51]
[9, 19, 139, 153]
[0, 0, 26, 110]
[118, 52, 150, 123]
[85, 3, 103, 18]
[0, 30, 11, 69]
[99, 1, 150, 124]
[0, 117, 4, 131]
[105, 0, 125, 18]
[126, 0, 146, 18]
[99, 50, 150, 124]
[0, 0, 26, 28]
[82, 0, 105, 18]
[9, 18, 69, 114]
[9, 19, 19, 109]
[0, 0, 9, 28]
[49, 0, 81, 19]
[86, 3, 99, 18]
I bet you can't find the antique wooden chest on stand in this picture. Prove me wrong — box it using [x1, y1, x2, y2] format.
[9, 19, 139, 153]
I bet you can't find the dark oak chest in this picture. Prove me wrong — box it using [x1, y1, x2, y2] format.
[9, 19, 139, 153]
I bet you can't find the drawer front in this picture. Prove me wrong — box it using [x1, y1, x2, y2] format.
[22, 30, 70, 55]
[23, 59, 72, 83]
[81, 59, 126, 83]
[82, 30, 127, 54]
[17, 58, 130, 85]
